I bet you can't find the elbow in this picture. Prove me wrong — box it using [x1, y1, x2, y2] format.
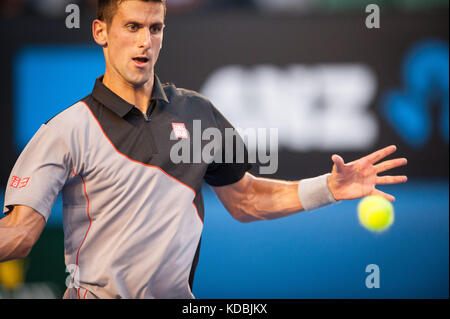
[229, 207, 264, 223]
[19, 242, 33, 259]
[232, 214, 254, 223]
[224, 189, 267, 223]
[14, 231, 34, 260]
[21, 234, 34, 259]
[0, 235, 32, 262]
[12, 248, 31, 261]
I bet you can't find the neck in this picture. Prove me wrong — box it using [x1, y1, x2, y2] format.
[102, 69, 154, 115]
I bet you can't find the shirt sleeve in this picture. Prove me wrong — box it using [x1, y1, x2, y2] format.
[204, 104, 252, 187]
[3, 123, 73, 221]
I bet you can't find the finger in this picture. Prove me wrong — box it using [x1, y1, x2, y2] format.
[375, 158, 408, 174]
[371, 189, 395, 202]
[364, 145, 397, 164]
[376, 175, 408, 185]
[331, 154, 346, 173]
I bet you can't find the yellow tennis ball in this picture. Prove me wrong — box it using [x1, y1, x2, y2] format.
[358, 195, 394, 233]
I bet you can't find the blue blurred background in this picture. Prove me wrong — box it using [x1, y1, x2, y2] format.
[0, 0, 448, 299]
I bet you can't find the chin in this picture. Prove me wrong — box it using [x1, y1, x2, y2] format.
[127, 74, 152, 87]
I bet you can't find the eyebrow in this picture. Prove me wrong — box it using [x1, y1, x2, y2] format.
[124, 20, 165, 27]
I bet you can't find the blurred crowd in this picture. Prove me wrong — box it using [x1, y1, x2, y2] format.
[1, 0, 448, 18]
[1, 0, 246, 18]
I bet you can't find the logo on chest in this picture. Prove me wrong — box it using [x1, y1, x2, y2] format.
[171, 123, 189, 139]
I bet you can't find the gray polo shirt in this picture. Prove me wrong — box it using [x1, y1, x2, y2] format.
[3, 75, 251, 299]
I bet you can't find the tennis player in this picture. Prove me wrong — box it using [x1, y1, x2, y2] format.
[0, 0, 407, 299]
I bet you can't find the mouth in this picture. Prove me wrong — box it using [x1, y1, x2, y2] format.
[132, 56, 150, 67]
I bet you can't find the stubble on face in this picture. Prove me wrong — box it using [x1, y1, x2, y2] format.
[103, 1, 165, 90]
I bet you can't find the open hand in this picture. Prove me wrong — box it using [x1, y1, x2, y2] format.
[327, 145, 408, 202]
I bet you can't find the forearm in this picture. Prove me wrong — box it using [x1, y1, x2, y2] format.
[0, 220, 32, 262]
[246, 176, 304, 221]
[220, 175, 304, 223]
[0, 206, 45, 262]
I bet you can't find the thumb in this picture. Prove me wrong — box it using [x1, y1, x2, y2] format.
[331, 154, 345, 173]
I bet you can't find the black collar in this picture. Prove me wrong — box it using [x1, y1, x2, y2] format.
[91, 75, 169, 118]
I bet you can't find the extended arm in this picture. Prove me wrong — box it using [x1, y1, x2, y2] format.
[0, 206, 46, 262]
[213, 174, 303, 223]
[213, 145, 407, 223]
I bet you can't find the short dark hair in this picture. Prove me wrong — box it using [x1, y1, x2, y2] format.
[97, 0, 166, 24]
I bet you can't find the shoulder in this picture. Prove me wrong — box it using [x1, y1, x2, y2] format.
[44, 98, 91, 133]
[162, 83, 223, 125]
[163, 83, 213, 108]
[163, 83, 234, 128]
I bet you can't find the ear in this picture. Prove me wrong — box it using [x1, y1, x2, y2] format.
[92, 19, 108, 47]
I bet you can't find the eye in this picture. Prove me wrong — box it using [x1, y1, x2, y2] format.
[150, 24, 163, 34]
[126, 24, 138, 32]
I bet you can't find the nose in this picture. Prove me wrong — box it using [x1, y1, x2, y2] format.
[138, 28, 151, 50]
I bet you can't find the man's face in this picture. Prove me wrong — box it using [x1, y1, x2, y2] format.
[104, 1, 165, 87]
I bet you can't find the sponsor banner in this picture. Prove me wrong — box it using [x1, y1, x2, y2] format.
[0, 12, 448, 183]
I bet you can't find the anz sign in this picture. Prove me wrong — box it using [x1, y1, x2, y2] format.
[382, 40, 449, 149]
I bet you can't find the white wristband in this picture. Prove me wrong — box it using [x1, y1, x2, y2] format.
[298, 173, 340, 211]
